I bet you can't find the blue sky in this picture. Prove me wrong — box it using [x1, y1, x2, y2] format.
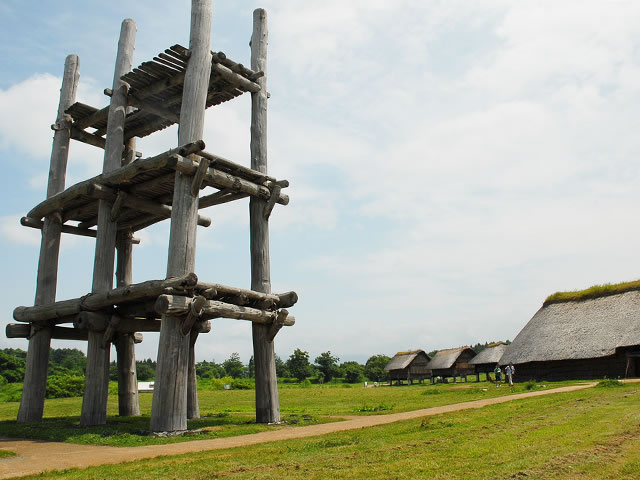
[1, 0, 640, 365]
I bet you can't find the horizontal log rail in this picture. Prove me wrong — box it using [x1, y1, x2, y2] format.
[13, 273, 198, 323]
[5, 323, 143, 343]
[20, 216, 141, 243]
[154, 294, 296, 326]
[174, 154, 289, 206]
[74, 311, 211, 333]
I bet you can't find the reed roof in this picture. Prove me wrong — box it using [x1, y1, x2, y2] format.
[469, 344, 507, 365]
[501, 290, 640, 364]
[426, 346, 475, 370]
[384, 350, 428, 371]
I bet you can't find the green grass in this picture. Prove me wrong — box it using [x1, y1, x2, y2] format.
[0, 379, 579, 447]
[544, 279, 640, 305]
[0, 412, 330, 447]
[0, 449, 16, 458]
[10, 382, 640, 479]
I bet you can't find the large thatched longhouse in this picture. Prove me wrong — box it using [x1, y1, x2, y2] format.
[501, 282, 640, 381]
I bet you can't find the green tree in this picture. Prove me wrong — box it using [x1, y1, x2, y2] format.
[275, 355, 290, 378]
[248, 356, 255, 378]
[364, 354, 390, 382]
[341, 361, 364, 384]
[0, 350, 25, 383]
[286, 348, 312, 381]
[136, 362, 155, 381]
[314, 351, 340, 382]
[222, 352, 245, 378]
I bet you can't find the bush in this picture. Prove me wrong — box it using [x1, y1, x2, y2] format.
[597, 378, 623, 388]
[300, 378, 312, 388]
[230, 378, 254, 390]
[524, 380, 536, 391]
[46, 375, 85, 399]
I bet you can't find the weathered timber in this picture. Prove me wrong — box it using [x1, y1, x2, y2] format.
[114, 227, 139, 417]
[27, 141, 205, 221]
[20, 216, 106, 240]
[73, 105, 109, 130]
[198, 190, 248, 208]
[154, 295, 295, 325]
[14, 273, 198, 323]
[83, 18, 137, 427]
[174, 154, 289, 205]
[210, 62, 260, 93]
[18, 54, 80, 424]
[70, 127, 106, 149]
[128, 94, 180, 123]
[187, 329, 200, 419]
[267, 309, 289, 342]
[181, 295, 207, 335]
[190, 157, 210, 196]
[194, 281, 297, 308]
[87, 184, 212, 227]
[151, 0, 213, 433]
[115, 333, 140, 416]
[197, 150, 277, 185]
[250, 8, 280, 424]
[263, 184, 281, 220]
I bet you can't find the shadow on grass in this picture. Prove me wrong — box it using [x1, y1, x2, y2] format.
[0, 413, 333, 447]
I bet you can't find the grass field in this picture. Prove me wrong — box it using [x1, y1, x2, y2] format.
[0, 379, 578, 446]
[4, 381, 639, 479]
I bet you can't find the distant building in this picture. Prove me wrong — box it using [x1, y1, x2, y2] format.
[469, 342, 508, 382]
[501, 285, 640, 381]
[138, 381, 154, 393]
[426, 346, 476, 383]
[384, 350, 432, 385]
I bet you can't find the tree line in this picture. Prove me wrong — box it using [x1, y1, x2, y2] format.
[1, 341, 510, 390]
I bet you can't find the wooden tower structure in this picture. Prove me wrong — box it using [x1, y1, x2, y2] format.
[6, 1, 297, 432]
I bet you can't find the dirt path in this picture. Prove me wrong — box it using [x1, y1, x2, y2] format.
[0, 383, 600, 479]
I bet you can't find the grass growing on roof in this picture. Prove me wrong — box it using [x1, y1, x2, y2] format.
[544, 279, 640, 306]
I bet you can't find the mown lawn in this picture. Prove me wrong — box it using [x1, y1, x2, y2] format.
[0, 380, 580, 446]
[7, 382, 640, 479]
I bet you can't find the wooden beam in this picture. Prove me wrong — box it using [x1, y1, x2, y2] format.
[82, 18, 137, 427]
[174, 155, 289, 205]
[14, 273, 197, 323]
[70, 127, 106, 149]
[154, 295, 295, 326]
[18, 54, 80, 424]
[151, 0, 213, 434]
[249, 8, 281, 425]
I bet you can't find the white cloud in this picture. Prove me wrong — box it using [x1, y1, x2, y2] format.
[0, 215, 40, 246]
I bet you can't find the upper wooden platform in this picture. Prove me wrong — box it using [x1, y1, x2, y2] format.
[65, 45, 262, 141]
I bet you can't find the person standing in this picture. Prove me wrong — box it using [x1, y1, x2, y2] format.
[494, 365, 502, 387]
[505, 363, 515, 387]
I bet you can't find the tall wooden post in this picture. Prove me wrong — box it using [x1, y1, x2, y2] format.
[151, 0, 212, 432]
[250, 8, 280, 424]
[187, 330, 200, 419]
[81, 19, 137, 426]
[17, 55, 80, 423]
[115, 228, 140, 416]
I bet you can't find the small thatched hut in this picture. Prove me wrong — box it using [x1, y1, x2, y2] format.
[384, 350, 432, 385]
[501, 283, 640, 381]
[469, 342, 508, 382]
[426, 346, 476, 383]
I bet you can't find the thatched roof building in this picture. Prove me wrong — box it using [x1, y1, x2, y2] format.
[426, 346, 476, 382]
[384, 350, 431, 384]
[469, 343, 507, 380]
[501, 284, 640, 381]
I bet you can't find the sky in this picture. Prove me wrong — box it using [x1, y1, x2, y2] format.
[1, 0, 640, 366]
